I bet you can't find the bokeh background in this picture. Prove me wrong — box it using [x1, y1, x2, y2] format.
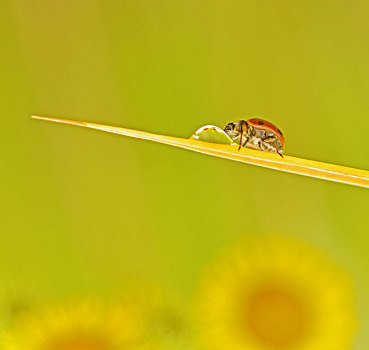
[1, 0, 369, 348]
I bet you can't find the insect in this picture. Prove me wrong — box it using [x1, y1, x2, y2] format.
[224, 118, 285, 157]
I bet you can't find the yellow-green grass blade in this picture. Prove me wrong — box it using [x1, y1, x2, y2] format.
[31, 115, 369, 189]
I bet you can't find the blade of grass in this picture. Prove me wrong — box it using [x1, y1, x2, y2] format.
[32, 115, 369, 189]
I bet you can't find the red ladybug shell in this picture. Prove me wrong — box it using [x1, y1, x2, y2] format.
[247, 118, 285, 147]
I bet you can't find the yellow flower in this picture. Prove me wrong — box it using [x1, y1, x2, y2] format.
[1, 299, 142, 350]
[193, 235, 357, 350]
[1, 286, 194, 350]
[111, 284, 192, 350]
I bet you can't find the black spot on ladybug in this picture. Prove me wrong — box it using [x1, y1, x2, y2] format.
[278, 129, 283, 135]
[257, 120, 264, 125]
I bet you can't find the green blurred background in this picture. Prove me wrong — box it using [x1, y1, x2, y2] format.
[1, 0, 369, 347]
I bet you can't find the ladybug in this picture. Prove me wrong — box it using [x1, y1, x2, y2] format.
[224, 118, 285, 157]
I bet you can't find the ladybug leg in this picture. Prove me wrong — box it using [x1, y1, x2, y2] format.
[261, 135, 284, 157]
[239, 120, 249, 150]
[267, 136, 285, 158]
[262, 136, 275, 142]
[261, 136, 274, 150]
[276, 142, 284, 158]
[238, 134, 250, 150]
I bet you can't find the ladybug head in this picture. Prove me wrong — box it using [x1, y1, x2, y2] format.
[224, 122, 237, 135]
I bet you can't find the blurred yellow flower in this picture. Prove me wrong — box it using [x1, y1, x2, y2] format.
[111, 284, 192, 350]
[193, 235, 357, 350]
[1, 299, 142, 350]
[1, 286, 193, 350]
